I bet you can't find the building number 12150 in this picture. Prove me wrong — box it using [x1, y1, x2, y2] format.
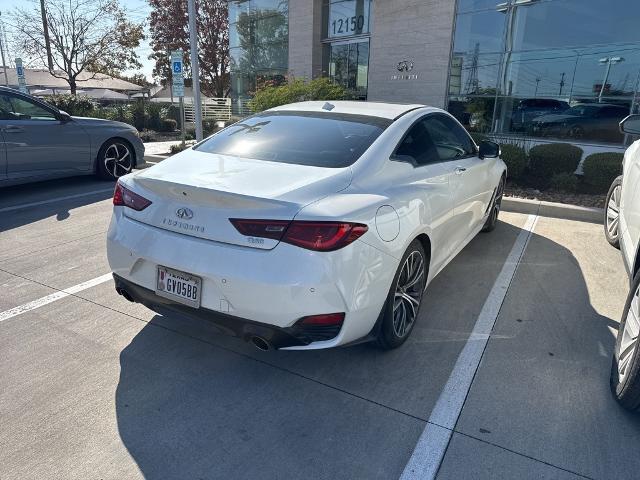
[332, 15, 365, 35]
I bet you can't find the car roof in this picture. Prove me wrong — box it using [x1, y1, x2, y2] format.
[268, 101, 431, 120]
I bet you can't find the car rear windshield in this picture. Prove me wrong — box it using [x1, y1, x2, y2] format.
[194, 111, 392, 168]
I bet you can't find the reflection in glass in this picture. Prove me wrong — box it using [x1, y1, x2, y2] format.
[447, 0, 640, 145]
[453, 10, 506, 54]
[228, 0, 289, 108]
[329, 41, 369, 99]
[327, 0, 371, 38]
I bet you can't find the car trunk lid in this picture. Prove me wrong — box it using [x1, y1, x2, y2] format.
[122, 150, 352, 249]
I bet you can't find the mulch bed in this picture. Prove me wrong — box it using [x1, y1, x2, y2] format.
[505, 183, 606, 209]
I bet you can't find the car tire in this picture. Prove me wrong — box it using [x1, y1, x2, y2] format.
[604, 175, 623, 249]
[375, 239, 427, 350]
[610, 271, 640, 411]
[482, 176, 505, 233]
[96, 139, 134, 180]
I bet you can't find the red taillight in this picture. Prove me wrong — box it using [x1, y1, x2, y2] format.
[113, 182, 152, 211]
[283, 221, 368, 251]
[229, 219, 289, 241]
[297, 313, 345, 327]
[229, 219, 368, 251]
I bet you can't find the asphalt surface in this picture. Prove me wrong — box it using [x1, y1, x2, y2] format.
[1, 172, 639, 480]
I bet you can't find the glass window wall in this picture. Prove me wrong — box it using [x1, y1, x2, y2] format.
[228, 0, 289, 111]
[448, 0, 640, 145]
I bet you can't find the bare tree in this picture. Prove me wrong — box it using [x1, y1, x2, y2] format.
[11, 0, 144, 94]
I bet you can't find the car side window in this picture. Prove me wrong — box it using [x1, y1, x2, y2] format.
[422, 114, 476, 161]
[395, 119, 440, 166]
[0, 94, 57, 121]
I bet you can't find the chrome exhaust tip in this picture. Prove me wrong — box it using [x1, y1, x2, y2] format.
[250, 335, 271, 351]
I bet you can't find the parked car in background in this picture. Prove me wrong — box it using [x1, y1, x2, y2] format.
[606, 114, 640, 411]
[108, 101, 506, 351]
[0, 87, 144, 187]
[532, 103, 628, 143]
[511, 98, 569, 133]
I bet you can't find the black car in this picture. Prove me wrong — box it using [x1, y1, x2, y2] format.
[511, 98, 569, 133]
[531, 103, 629, 143]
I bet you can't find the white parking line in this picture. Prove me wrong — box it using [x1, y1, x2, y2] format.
[0, 274, 113, 323]
[0, 189, 114, 213]
[401, 214, 539, 480]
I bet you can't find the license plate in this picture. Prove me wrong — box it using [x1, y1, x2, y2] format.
[156, 266, 201, 308]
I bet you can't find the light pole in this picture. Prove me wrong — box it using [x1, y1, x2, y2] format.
[187, 0, 203, 141]
[599, 56, 624, 103]
[0, 12, 8, 86]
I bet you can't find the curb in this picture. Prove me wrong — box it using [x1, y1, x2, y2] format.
[143, 154, 171, 164]
[503, 196, 603, 225]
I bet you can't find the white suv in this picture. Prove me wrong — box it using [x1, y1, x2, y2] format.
[606, 115, 640, 410]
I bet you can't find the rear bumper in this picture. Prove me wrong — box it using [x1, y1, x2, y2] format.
[107, 211, 398, 349]
[114, 274, 310, 349]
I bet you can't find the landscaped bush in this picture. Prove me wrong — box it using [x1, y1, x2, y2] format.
[582, 152, 624, 192]
[45, 94, 95, 116]
[158, 118, 177, 132]
[549, 172, 578, 192]
[470, 132, 487, 145]
[528, 143, 583, 183]
[250, 77, 352, 112]
[145, 102, 165, 131]
[499, 144, 527, 181]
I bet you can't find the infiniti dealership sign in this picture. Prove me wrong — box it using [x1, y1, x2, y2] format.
[392, 60, 418, 80]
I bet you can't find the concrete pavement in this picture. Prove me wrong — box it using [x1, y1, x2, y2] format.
[1, 176, 639, 480]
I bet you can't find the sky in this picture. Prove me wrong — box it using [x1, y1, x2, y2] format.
[0, 0, 156, 81]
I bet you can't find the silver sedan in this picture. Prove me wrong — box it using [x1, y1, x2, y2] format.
[0, 86, 144, 187]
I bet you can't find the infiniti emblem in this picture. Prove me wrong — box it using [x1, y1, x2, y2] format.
[397, 60, 414, 72]
[175, 207, 194, 220]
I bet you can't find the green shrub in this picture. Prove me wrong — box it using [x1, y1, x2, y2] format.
[45, 94, 95, 116]
[470, 132, 487, 145]
[499, 144, 527, 180]
[170, 143, 188, 154]
[582, 152, 624, 192]
[250, 77, 352, 113]
[549, 172, 578, 192]
[158, 118, 178, 132]
[145, 102, 165, 131]
[528, 143, 583, 181]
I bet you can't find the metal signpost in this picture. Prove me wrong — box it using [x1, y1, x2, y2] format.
[15, 58, 27, 93]
[171, 51, 186, 147]
[187, 0, 203, 141]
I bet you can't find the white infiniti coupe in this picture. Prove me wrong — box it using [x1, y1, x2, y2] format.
[107, 101, 506, 350]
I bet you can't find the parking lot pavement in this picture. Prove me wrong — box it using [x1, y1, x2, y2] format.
[1, 177, 639, 480]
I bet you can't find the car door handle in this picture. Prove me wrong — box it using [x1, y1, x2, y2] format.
[3, 125, 24, 133]
[455, 167, 467, 175]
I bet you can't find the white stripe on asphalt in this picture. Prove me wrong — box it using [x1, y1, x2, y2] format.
[401, 214, 539, 480]
[0, 189, 114, 213]
[0, 274, 113, 323]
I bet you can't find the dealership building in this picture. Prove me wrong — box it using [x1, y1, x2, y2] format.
[229, 0, 640, 149]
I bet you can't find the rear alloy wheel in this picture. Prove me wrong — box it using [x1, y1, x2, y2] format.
[604, 175, 623, 248]
[611, 272, 640, 411]
[97, 140, 134, 180]
[482, 176, 505, 233]
[375, 240, 427, 350]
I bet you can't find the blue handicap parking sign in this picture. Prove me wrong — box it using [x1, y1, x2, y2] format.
[173, 61, 182, 74]
[16, 66, 23, 76]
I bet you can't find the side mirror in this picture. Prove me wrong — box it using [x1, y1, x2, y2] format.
[620, 114, 640, 135]
[57, 110, 72, 122]
[478, 140, 500, 159]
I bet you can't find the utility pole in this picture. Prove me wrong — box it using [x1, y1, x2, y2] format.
[0, 12, 8, 86]
[187, 0, 203, 141]
[534, 77, 541, 97]
[559, 72, 565, 96]
[39, 0, 54, 71]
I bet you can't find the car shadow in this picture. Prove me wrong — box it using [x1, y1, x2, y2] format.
[112, 219, 640, 478]
[0, 176, 115, 233]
